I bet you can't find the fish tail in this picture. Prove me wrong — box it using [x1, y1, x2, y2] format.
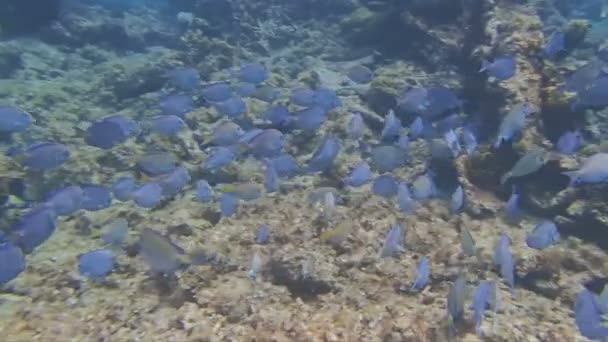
[479, 60, 490, 73]
[500, 173, 510, 186]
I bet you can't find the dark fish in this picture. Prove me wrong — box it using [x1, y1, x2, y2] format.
[565, 60, 603, 93]
[160, 94, 194, 117]
[269, 153, 299, 178]
[424, 86, 461, 118]
[0, 106, 33, 133]
[290, 87, 316, 107]
[138, 228, 187, 274]
[396, 87, 429, 115]
[86, 115, 138, 149]
[380, 223, 404, 258]
[45, 186, 84, 216]
[381, 110, 402, 143]
[132, 182, 163, 208]
[214, 96, 247, 117]
[255, 224, 270, 244]
[312, 87, 341, 110]
[112, 176, 137, 202]
[78, 249, 115, 279]
[291, 106, 327, 131]
[526, 220, 560, 250]
[19, 142, 70, 170]
[573, 76, 608, 110]
[195, 180, 213, 202]
[0, 242, 26, 283]
[10, 206, 57, 252]
[575, 289, 608, 339]
[344, 161, 372, 187]
[158, 166, 191, 197]
[168, 67, 200, 91]
[555, 130, 583, 154]
[372, 174, 399, 198]
[346, 65, 374, 84]
[480, 56, 516, 80]
[247, 129, 285, 159]
[137, 152, 178, 176]
[101, 218, 129, 246]
[81, 184, 112, 211]
[220, 192, 238, 217]
[306, 136, 341, 173]
[263, 105, 290, 127]
[544, 31, 566, 59]
[235, 63, 268, 84]
[411, 256, 430, 290]
[370, 145, 405, 173]
[202, 83, 233, 102]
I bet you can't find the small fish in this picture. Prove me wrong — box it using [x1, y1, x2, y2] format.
[86, 115, 138, 149]
[290, 87, 316, 107]
[159, 166, 191, 197]
[10, 206, 57, 252]
[203, 146, 238, 171]
[45, 186, 84, 216]
[411, 256, 430, 290]
[448, 274, 467, 324]
[220, 183, 262, 201]
[220, 192, 238, 217]
[78, 249, 115, 280]
[370, 145, 406, 173]
[195, 180, 214, 202]
[572, 76, 608, 110]
[255, 224, 270, 244]
[0, 242, 26, 283]
[235, 62, 268, 84]
[320, 221, 351, 246]
[312, 87, 342, 110]
[168, 67, 200, 91]
[462, 128, 478, 155]
[269, 154, 299, 178]
[80, 185, 112, 211]
[159, 94, 194, 117]
[306, 136, 341, 173]
[264, 160, 280, 193]
[471, 280, 492, 335]
[425, 86, 462, 118]
[504, 187, 523, 224]
[493, 233, 510, 266]
[202, 83, 232, 102]
[308, 187, 343, 206]
[132, 182, 163, 208]
[137, 152, 178, 176]
[380, 223, 405, 258]
[500, 148, 545, 185]
[494, 103, 534, 148]
[372, 174, 399, 198]
[251, 85, 280, 103]
[555, 130, 583, 154]
[398, 132, 410, 150]
[348, 112, 364, 141]
[247, 129, 285, 159]
[563, 153, 608, 185]
[451, 185, 464, 214]
[321, 191, 336, 221]
[575, 289, 608, 339]
[344, 161, 372, 187]
[236, 82, 256, 97]
[444, 129, 461, 156]
[461, 228, 478, 258]
[138, 228, 187, 274]
[0, 106, 33, 133]
[18, 142, 70, 170]
[526, 220, 560, 250]
[208, 121, 244, 147]
[247, 251, 264, 280]
[101, 218, 129, 246]
[430, 139, 454, 161]
[480, 56, 516, 80]
[544, 31, 566, 59]
[263, 105, 290, 127]
[112, 176, 137, 202]
[291, 106, 327, 131]
[346, 65, 374, 84]
[397, 182, 416, 213]
[409, 116, 424, 139]
[381, 110, 402, 142]
[565, 60, 603, 93]
[411, 172, 437, 200]
[148, 115, 186, 135]
[397, 87, 429, 115]
[214, 96, 247, 117]
[497, 236, 515, 290]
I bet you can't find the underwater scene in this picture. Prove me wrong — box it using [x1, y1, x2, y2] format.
[5, 0, 608, 340]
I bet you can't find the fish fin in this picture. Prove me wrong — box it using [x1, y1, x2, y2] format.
[479, 60, 490, 73]
[562, 171, 579, 186]
[500, 173, 510, 186]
